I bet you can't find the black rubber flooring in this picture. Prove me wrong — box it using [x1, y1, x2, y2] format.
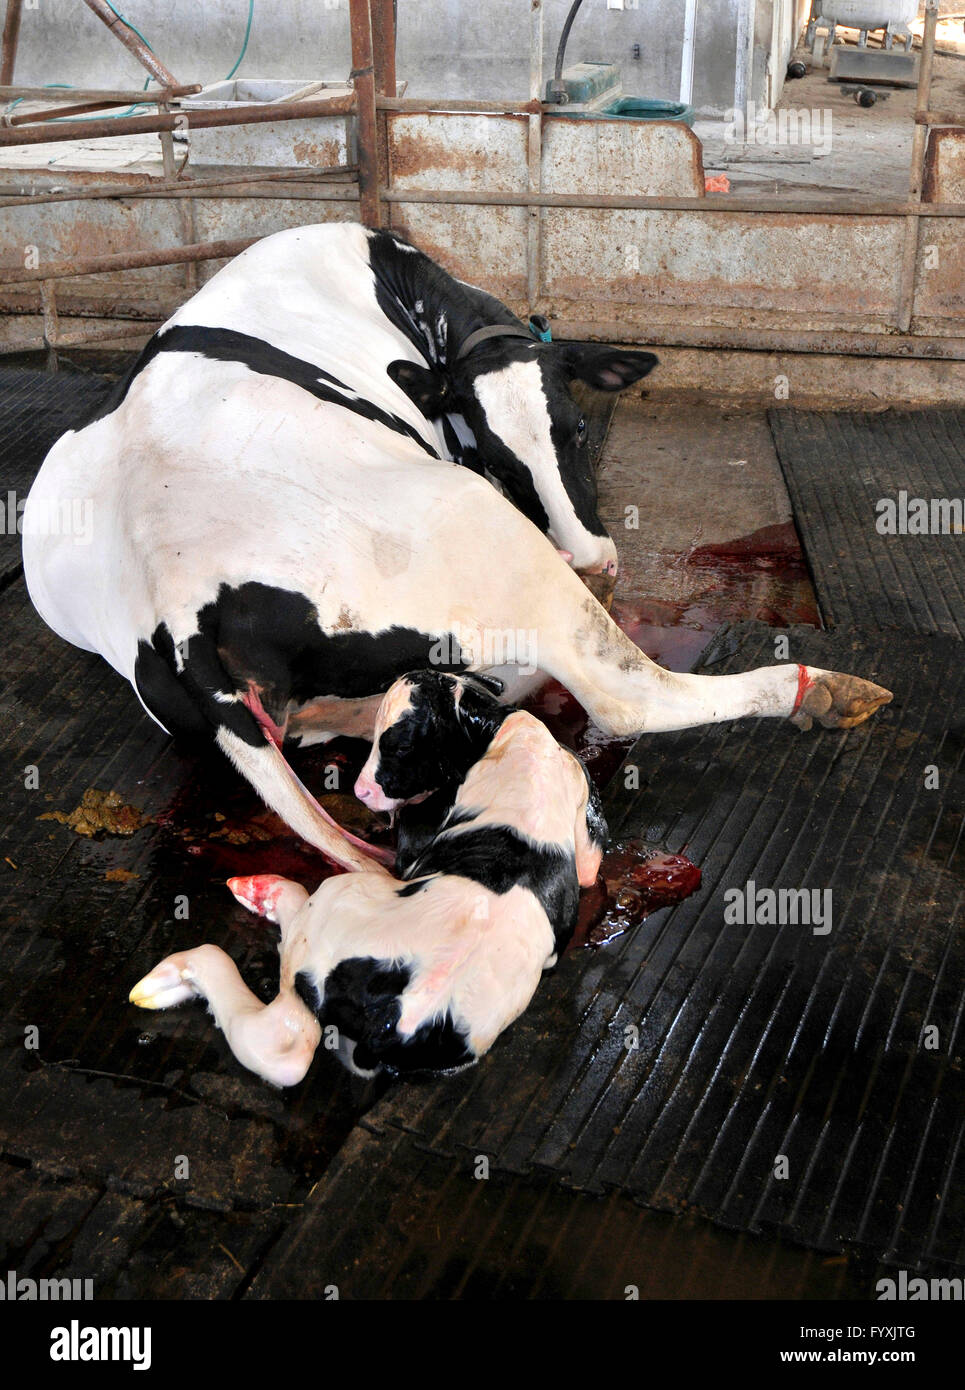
[769, 407, 965, 638]
[284, 622, 961, 1280]
[1, 369, 962, 1297]
[0, 367, 111, 587]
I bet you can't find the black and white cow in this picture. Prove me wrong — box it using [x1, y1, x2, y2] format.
[23, 223, 892, 873]
[129, 671, 607, 1081]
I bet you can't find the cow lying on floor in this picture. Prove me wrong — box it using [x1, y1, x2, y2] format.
[24, 222, 892, 879]
[129, 672, 607, 1082]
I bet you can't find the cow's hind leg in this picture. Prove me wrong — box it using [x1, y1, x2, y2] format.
[456, 522, 891, 737]
[135, 629, 392, 873]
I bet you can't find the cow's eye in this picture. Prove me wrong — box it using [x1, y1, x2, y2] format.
[576, 416, 587, 442]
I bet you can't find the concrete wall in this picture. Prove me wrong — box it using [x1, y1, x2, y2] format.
[8, 0, 811, 118]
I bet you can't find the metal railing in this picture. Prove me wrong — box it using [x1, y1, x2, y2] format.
[0, 0, 959, 361]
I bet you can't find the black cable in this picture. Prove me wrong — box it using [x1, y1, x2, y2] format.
[547, 0, 588, 103]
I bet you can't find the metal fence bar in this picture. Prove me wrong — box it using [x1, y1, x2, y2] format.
[526, 0, 544, 311]
[897, 1, 940, 332]
[2, 87, 202, 125]
[0, 166, 359, 209]
[349, 0, 381, 226]
[381, 186, 965, 217]
[0, 236, 259, 288]
[0, 92, 357, 145]
[81, 0, 180, 90]
[0, 0, 22, 87]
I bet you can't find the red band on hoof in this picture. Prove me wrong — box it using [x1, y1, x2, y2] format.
[792, 664, 813, 714]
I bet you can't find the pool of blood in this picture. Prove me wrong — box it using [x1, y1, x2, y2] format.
[524, 520, 820, 786]
[570, 841, 703, 951]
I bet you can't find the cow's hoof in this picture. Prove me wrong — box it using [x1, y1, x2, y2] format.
[129, 954, 199, 1010]
[580, 569, 616, 611]
[790, 669, 893, 731]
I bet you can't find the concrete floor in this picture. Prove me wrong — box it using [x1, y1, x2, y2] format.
[595, 397, 819, 675]
[696, 33, 965, 199]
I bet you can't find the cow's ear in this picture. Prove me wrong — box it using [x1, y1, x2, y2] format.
[562, 345, 659, 392]
[388, 360, 451, 418]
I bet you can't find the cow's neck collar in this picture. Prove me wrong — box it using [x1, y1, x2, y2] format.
[454, 323, 535, 361]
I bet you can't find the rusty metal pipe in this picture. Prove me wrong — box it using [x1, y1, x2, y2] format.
[0, 322, 163, 356]
[377, 96, 545, 114]
[0, 184, 358, 208]
[0, 0, 22, 86]
[0, 84, 200, 101]
[551, 316, 965, 361]
[371, 0, 397, 229]
[0, 236, 259, 288]
[0, 162, 356, 192]
[897, 1, 940, 333]
[0, 167, 359, 209]
[2, 89, 200, 126]
[371, 0, 397, 99]
[381, 186, 965, 217]
[81, 0, 179, 89]
[350, 0, 381, 227]
[0, 92, 357, 146]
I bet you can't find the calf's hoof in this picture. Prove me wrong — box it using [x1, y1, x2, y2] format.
[790, 669, 893, 731]
[129, 953, 202, 1009]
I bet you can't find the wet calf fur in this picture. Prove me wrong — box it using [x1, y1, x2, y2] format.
[129, 673, 608, 1082]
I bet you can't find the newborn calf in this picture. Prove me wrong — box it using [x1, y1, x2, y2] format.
[129, 671, 608, 1082]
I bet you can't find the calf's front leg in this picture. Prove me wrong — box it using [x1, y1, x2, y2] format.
[130, 943, 321, 1087]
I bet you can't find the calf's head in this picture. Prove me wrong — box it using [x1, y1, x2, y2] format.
[389, 339, 658, 600]
[354, 669, 506, 813]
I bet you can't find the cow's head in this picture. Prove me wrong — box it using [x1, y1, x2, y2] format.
[388, 340, 658, 603]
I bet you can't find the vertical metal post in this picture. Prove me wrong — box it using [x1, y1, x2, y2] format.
[371, 0, 396, 228]
[158, 100, 198, 293]
[734, 0, 755, 130]
[0, 0, 22, 87]
[526, 0, 544, 312]
[679, 0, 698, 107]
[39, 279, 59, 371]
[349, 0, 382, 227]
[896, 0, 938, 334]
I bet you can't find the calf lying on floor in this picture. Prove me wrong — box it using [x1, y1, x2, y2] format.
[129, 672, 607, 1082]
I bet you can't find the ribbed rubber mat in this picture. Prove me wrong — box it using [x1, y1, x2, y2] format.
[342, 622, 963, 1272]
[0, 367, 112, 585]
[0, 573, 383, 1246]
[247, 1125, 878, 1300]
[768, 408, 965, 637]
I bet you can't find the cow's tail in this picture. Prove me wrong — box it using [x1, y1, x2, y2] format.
[136, 629, 393, 875]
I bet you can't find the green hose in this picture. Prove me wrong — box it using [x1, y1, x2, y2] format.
[5, 1, 256, 119]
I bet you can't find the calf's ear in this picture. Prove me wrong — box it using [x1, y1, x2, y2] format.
[562, 344, 659, 392]
[388, 360, 452, 418]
